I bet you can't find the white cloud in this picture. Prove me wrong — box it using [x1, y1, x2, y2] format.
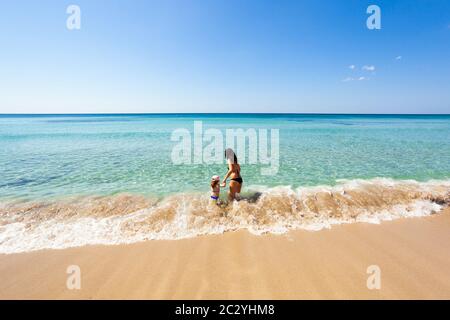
[362, 65, 375, 71]
[342, 76, 369, 82]
[343, 64, 375, 82]
[395, 56, 402, 60]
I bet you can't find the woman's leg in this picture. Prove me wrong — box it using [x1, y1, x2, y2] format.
[229, 180, 239, 201]
[237, 182, 243, 200]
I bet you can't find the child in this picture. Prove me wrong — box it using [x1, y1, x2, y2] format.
[210, 175, 221, 203]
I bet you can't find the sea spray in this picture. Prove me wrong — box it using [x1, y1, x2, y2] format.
[0, 178, 449, 254]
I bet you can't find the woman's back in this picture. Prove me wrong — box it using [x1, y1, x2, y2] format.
[229, 163, 241, 179]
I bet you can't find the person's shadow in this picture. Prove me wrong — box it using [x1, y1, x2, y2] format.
[240, 192, 263, 203]
[217, 192, 263, 213]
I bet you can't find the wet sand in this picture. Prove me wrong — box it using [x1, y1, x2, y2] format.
[1, 208, 450, 300]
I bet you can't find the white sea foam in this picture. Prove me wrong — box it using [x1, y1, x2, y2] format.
[0, 178, 449, 254]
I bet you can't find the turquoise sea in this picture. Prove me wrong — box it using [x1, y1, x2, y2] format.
[1, 114, 450, 201]
[1, 114, 450, 253]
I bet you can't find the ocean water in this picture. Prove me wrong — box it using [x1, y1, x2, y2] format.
[1, 114, 450, 253]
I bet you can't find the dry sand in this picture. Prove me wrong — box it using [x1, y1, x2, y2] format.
[1, 208, 450, 300]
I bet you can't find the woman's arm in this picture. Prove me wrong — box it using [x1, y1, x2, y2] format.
[221, 164, 233, 187]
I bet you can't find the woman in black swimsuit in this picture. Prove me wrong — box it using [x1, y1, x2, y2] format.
[221, 148, 243, 201]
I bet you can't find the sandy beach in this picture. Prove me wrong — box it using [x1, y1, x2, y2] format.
[2, 0, 450, 304]
[1, 208, 450, 300]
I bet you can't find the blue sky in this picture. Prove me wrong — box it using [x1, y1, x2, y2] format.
[0, 0, 449, 114]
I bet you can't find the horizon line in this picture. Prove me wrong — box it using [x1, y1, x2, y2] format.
[1, 112, 450, 117]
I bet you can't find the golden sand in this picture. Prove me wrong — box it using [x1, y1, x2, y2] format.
[0, 208, 450, 299]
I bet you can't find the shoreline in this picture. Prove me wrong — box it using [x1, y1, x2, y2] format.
[1, 208, 450, 299]
[1, 178, 449, 254]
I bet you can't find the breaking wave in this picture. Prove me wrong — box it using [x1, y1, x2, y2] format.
[0, 178, 449, 254]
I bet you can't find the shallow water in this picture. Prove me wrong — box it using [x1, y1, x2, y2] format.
[1, 114, 450, 253]
[1, 114, 450, 201]
[0, 178, 449, 253]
